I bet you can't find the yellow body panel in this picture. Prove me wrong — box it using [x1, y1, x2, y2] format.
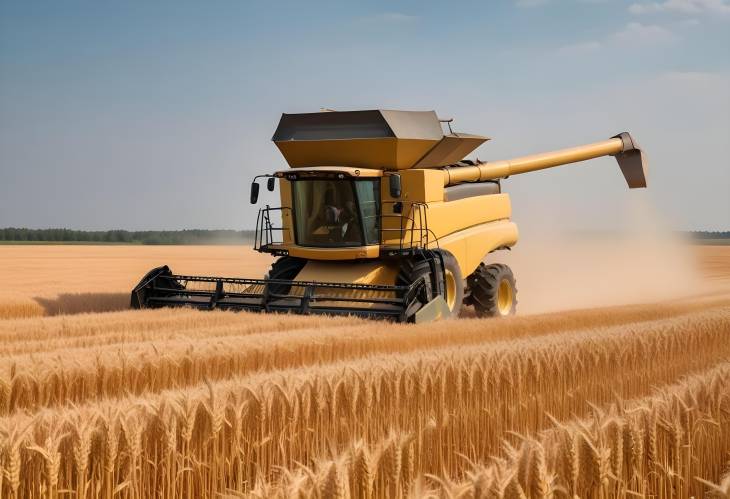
[295, 260, 397, 285]
[399, 169, 444, 203]
[379, 169, 444, 247]
[435, 220, 518, 277]
[425, 194, 512, 240]
[287, 245, 380, 260]
[405, 192, 518, 278]
[276, 138, 439, 170]
[292, 260, 400, 308]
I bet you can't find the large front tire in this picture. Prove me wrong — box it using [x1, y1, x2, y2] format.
[265, 256, 306, 296]
[467, 263, 517, 317]
[395, 257, 434, 310]
[396, 251, 464, 319]
[439, 251, 464, 318]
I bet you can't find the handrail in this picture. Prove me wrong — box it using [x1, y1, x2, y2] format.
[254, 206, 291, 251]
[255, 202, 437, 254]
[380, 202, 434, 252]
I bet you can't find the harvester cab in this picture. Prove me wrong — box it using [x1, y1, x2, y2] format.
[132, 110, 648, 322]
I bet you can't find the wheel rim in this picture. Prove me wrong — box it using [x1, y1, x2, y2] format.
[497, 278, 513, 315]
[445, 269, 457, 311]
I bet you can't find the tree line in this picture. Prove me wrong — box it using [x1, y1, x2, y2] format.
[690, 231, 730, 239]
[0, 228, 256, 245]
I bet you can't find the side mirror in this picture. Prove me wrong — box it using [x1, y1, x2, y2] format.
[389, 174, 402, 198]
[267, 177, 276, 192]
[250, 182, 260, 204]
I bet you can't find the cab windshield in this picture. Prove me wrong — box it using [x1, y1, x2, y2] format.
[292, 179, 380, 247]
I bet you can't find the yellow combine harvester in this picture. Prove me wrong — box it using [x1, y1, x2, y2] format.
[132, 110, 647, 322]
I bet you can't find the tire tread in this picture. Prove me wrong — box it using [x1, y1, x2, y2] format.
[467, 263, 517, 317]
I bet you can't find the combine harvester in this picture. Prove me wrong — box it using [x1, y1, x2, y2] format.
[132, 110, 647, 322]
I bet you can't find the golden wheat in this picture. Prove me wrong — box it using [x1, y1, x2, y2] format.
[2, 306, 729, 497]
[245, 362, 730, 498]
[0, 293, 45, 321]
[2, 299, 727, 415]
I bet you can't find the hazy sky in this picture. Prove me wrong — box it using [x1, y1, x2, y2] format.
[1, 0, 728, 231]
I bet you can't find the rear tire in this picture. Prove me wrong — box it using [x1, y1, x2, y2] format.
[265, 256, 306, 295]
[467, 263, 517, 317]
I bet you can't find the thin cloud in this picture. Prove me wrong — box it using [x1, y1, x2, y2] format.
[515, 0, 609, 6]
[629, 0, 730, 15]
[514, 0, 550, 7]
[557, 22, 675, 55]
[361, 12, 418, 23]
[661, 70, 725, 82]
[612, 22, 677, 44]
[557, 41, 603, 55]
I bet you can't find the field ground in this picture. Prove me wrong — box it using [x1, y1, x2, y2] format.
[0, 246, 273, 318]
[0, 244, 729, 498]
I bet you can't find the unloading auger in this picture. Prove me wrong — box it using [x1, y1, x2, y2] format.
[132, 110, 647, 322]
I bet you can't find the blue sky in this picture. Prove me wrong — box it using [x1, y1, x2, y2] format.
[0, 0, 728, 231]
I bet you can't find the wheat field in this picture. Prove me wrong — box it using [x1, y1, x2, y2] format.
[0, 246, 274, 319]
[0, 245, 729, 498]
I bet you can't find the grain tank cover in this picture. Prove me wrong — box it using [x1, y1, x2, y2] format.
[272, 110, 488, 170]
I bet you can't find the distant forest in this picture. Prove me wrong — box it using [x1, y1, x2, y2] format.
[0, 228, 727, 244]
[0, 228, 255, 245]
[690, 231, 730, 240]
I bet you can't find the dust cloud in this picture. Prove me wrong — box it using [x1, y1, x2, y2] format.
[494, 198, 708, 315]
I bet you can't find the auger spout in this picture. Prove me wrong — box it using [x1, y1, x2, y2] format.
[441, 132, 648, 189]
